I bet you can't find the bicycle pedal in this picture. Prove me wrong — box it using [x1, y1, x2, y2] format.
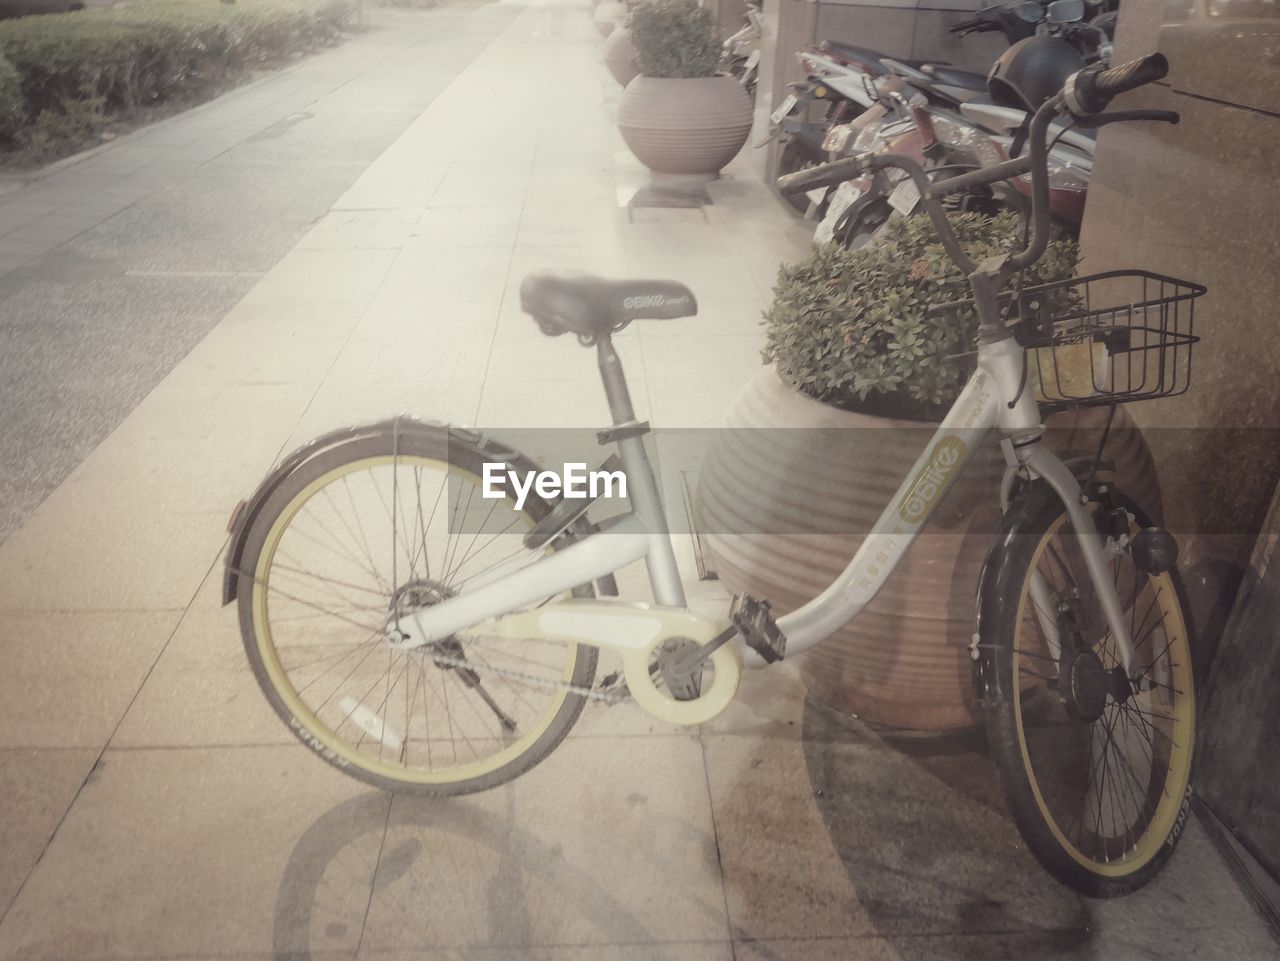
[730, 593, 787, 663]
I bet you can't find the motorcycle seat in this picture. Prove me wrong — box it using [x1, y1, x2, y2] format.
[961, 94, 1098, 143]
[520, 271, 697, 340]
[822, 41, 939, 72]
[921, 64, 989, 92]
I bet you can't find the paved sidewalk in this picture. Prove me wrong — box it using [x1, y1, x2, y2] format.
[0, 0, 1273, 958]
[0, 2, 520, 540]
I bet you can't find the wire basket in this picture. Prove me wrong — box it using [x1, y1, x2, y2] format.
[1009, 270, 1205, 408]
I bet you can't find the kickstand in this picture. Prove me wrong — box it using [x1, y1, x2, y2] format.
[457, 668, 518, 732]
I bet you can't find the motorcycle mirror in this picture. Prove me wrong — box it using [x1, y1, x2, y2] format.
[1014, 0, 1045, 22]
[1046, 0, 1085, 22]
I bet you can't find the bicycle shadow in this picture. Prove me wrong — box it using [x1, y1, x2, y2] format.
[794, 697, 1095, 961]
[270, 777, 721, 959]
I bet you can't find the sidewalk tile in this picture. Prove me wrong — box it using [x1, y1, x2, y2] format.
[359, 735, 727, 950]
[284, 378, 485, 447]
[50, 382, 316, 513]
[0, 507, 224, 612]
[703, 734, 877, 940]
[413, 206, 523, 248]
[357, 944, 733, 961]
[640, 335, 766, 429]
[0, 747, 384, 960]
[238, 248, 399, 307]
[0, 611, 180, 747]
[111, 606, 291, 748]
[733, 929, 1280, 961]
[0, 749, 98, 915]
[334, 162, 451, 210]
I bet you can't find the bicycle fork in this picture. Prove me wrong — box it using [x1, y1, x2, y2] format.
[1010, 441, 1138, 677]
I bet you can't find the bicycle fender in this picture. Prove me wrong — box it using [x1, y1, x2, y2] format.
[221, 418, 551, 605]
[972, 480, 1058, 704]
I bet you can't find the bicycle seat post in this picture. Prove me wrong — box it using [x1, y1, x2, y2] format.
[594, 333, 686, 609]
[596, 334, 638, 427]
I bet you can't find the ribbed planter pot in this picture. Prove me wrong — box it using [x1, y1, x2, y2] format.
[617, 75, 753, 179]
[602, 26, 639, 87]
[593, 0, 623, 37]
[694, 367, 1160, 730]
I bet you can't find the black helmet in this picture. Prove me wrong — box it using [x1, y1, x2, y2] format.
[987, 37, 1086, 113]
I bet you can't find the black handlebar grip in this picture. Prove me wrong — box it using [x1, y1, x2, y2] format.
[776, 156, 866, 195]
[1067, 53, 1168, 116]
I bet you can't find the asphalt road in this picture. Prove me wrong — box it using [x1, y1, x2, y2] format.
[0, 3, 515, 543]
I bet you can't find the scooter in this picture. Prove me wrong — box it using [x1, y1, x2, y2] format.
[722, 0, 762, 97]
[768, 55, 879, 214]
[766, 0, 1093, 215]
[810, 87, 1095, 246]
[812, 82, 1005, 247]
[798, 0, 1108, 240]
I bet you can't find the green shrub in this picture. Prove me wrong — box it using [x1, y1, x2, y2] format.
[0, 0, 359, 158]
[763, 211, 1079, 420]
[0, 55, 22, 141]
[18, 95, 105, 160]
[627, 0, 721, 79]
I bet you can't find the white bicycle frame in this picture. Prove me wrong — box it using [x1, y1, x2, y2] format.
[393, 329, 1141, 717]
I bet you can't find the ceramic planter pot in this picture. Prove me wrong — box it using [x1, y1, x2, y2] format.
[602, 26, 639, 87]
[694, 367, 1160, 730]
[593, 0, 624, 37]
[617, 75, 753, 179]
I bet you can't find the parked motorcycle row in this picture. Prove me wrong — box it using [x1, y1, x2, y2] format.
[729, 0, 1120, 249]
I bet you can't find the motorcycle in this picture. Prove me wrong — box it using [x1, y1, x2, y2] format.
[722, 0, 762, 97]
[812, 82, 1005, 247]
[768, 56, 879, 214]
[765, 0, 1089, 215]
[797, 0, 1110, 243]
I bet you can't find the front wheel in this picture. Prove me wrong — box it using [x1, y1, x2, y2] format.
[979, 485, 1195, 896]
[834, 196, 892, 250]
[234, 425, 598, 796]
[777, 136, 826, 216]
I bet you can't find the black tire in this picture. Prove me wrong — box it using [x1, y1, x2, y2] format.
[236, 425, 598, 796]
[835, 197, 892, 250]
[978, 483, 1196, 897]
[777, 136, 826, 215]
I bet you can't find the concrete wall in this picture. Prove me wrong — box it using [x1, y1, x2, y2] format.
[1077, 0, 1280, 651]
[1077, 0, 1280, 884]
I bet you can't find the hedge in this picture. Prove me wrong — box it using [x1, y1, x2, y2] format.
[0, 0, 359, 155]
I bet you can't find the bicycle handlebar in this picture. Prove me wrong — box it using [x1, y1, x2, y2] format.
[1065, 52, 1168, 116]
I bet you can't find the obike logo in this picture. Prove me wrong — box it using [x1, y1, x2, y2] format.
[622, 294, 688, 309]
[898, 437, 967, 525]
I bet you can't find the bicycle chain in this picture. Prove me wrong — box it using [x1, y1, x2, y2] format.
[424, 649, 631, 705]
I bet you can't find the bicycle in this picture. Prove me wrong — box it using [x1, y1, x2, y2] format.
[223, 53, 1203, 898]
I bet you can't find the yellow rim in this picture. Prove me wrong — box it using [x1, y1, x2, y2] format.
[1012, 511, 1195, 878]
[251, 454, 578, 785]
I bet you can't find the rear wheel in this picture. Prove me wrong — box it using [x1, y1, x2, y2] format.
[235, 427, 598, 795]
[981, 486, 1195, 896]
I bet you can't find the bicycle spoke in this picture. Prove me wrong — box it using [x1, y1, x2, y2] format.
[250, 448, 582, 788]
